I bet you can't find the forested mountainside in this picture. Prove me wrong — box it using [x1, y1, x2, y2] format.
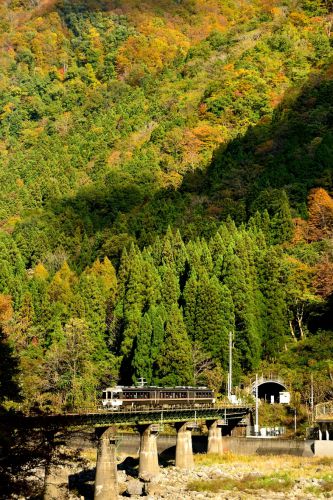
[0, 0, 333, 412]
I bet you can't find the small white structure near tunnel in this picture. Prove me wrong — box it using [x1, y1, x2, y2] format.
[279, 391, 291, 404]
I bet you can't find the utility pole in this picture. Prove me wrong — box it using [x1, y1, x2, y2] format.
[255, 373, 259, 436]
[228, 331, 233, 399]
[310, 373, 314, 423]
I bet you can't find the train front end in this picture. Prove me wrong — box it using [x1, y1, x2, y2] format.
[102, 386, 123, 409]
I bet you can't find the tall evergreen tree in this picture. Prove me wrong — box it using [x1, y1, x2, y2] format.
[195, 273, 234, 368]
[161, 227, 175, 266]
[270, 190, 294, 244]
[131, 312, 153, 384]
[200, 240, 213, 274]
[156, 304, 193, 386]
[160, 264, 180, 311]
[260, 248, 288, 359]
[209, 231, 226, 266]
[172, 229, 188, 276]
[183, 272, 198, 340]
[149, 305, 166, 381]
[223, 250, 262, 372]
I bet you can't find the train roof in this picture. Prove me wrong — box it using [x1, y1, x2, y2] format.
[103, 386, 211, 391]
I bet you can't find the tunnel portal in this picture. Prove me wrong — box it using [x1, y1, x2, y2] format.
[256, 382, 287, 403]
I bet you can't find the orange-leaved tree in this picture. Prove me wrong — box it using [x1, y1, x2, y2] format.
[307, 188, 333, 241]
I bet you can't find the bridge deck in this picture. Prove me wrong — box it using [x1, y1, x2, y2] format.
[0, 405, 251, 430]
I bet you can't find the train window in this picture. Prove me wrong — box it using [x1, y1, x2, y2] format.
[112, 393, 119, 399]
[123, 392, 133, 399]
[196, 392, 208, 397]
[161, 392, 173, 399]
[102, 391, 107, 399]
[107, 391, 111, 399]
[137, 391, 149, 399]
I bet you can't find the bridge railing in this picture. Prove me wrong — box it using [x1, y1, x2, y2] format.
[315, 401, 333, 420]
[62, 404, 217, 416]
[28, 402, 251, 417]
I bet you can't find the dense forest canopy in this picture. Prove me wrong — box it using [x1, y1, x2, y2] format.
[0, 0, 333, 413]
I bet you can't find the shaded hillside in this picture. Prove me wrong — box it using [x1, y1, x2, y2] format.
[207, 65, 333, 218]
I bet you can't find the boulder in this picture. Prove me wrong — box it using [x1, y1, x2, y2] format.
[144, 482, 165, 496]
[117, 469, 128, 494]
[140, 472, 161, 483]
[127, 478, 144, 496]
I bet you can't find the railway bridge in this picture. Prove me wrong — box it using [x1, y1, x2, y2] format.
[314, 402, 333, 453]
[1, 404, 251, 500]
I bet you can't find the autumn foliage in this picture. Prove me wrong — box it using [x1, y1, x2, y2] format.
[0, 0, 333, 423]
[0, 295, 13, 325]
[308, 188, 333, 241]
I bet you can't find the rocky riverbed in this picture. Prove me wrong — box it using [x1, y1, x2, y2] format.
[114, 455, 333, 499]
[7, 447, 333, 499]
[63, 450, 333, 500]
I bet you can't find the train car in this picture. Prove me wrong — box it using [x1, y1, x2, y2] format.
[102, 385, 215, 409]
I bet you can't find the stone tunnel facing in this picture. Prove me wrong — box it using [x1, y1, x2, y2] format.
[256, 382, 286, 403]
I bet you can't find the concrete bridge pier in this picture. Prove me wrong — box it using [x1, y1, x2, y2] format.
[175, 422, 195, 469]
[207, 420, 224, 455]
[325, 424, 330, 441]
[43, 431, 57, 500]
[94, 426, 118, 500]
[318, 423, 330, 441]
[138, 424, 160, 479]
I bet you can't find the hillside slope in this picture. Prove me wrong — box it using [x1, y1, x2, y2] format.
[0, 0, 332, 415]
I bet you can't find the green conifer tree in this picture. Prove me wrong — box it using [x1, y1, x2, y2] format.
[172, 229, 187, 276]
[149, 235, 163, 266]
[270, 191, 294, 244]
[149, 305, 166, 382]
[183, 272, 198, 340]
[186, 240, 203, 275]
[160, 264, 180, 311]
[156, 304, 193, 385]
[223, 251, 261, 372]
[195, 273, 234, 367]
[161, 226, 175, 266]
[131, 312, 153, 384]
[200, 240, 213, 274]
[260, 248, 288, 359]
[209, 231, 226, 265]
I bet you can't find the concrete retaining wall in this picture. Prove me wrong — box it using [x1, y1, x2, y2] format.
[313, 440, 333, 457]
[223, 437, 314, 457]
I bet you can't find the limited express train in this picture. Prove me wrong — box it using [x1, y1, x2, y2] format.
[102, 385, 215, 409]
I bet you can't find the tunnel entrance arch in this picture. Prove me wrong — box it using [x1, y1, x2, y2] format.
[252, 376, 288, 404]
